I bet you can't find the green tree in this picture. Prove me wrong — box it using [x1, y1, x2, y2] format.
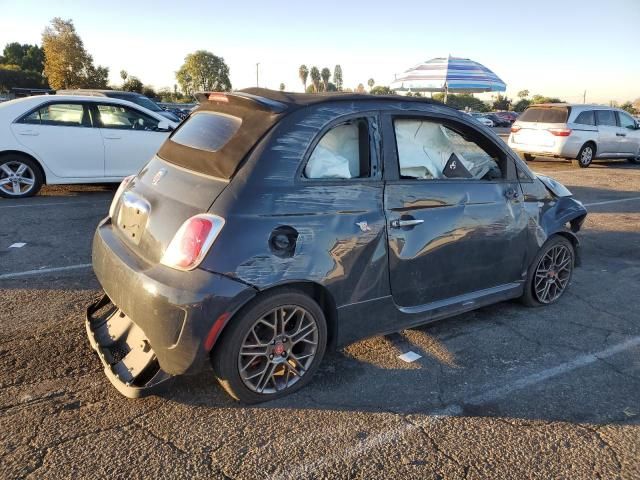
[310, 66, 321, 93]
[513, 98, 531, 113]
[492, 94, 511, 111]
[42, 18, 108, 89]
[0, 67, 48, 91]
[367, 78, 375, 90]
[120, 70, 128, 81]
[279, 82, 285, 91]
[517, 89, 529, 99]
[620, 101, 637, 115]
[370, 85, 394, 95]
[142, 86, 157, 99]
[298, 64, 308, 92]
[433, 92, 489, 111]
[176, 50, 231, 94]
[2, 43, 45, 73]
[320, 67, 331, 92]
[530, 94, 563, 104]
[333, 65, 343, 91]
[122, 76, 144, 93]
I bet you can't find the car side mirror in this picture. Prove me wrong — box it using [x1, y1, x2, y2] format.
[156, 120, 174, 132]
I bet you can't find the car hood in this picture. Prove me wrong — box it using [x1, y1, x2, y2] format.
[535, 173, 572, 197]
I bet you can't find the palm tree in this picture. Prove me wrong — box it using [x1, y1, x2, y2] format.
[367, 78, 375, 91]
[333, 65, 343, 91]
[310, 66, 321, 93]
[321, 67, 331, 92]
[298, 65, 309, 92]
[279, 83, 285, 91]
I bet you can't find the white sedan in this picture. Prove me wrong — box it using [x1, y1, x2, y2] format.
[469, 112, 495, 127]
[0, 95, 177, 198]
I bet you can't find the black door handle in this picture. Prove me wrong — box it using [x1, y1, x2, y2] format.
[504, 187, 520, 200]
[616, 133, 626, 137]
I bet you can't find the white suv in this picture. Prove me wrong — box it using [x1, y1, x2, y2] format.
[508, 104, 640, 167]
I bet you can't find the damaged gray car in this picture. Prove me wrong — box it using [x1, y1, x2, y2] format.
[86, 89, 588, 403]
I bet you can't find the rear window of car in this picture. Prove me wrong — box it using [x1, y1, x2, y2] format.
[170, 112, 242, 152]
[574, 110, 595, 126]
[519, 107, 569, 123]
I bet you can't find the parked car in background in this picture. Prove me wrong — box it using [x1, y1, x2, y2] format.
[58, 89, 182, 123]
[468, 112, 494, 127]
[86, 88, 587, 403]
[482, 113, 511, 127]
[0, 95, 177, 197]
[494, 111, 518, 124]
[508, 104, 640, 167]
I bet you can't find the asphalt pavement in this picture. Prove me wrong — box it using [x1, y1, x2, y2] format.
[1, 159, 639, 479]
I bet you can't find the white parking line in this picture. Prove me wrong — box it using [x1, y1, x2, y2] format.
[583, 196, 640, 207]
[0, 263, 92, 280]
[280, 336, 640, 479]
[0, 200, 107, 209]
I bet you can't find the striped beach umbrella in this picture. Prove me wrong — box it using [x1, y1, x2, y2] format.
[391, 56, 506, 97]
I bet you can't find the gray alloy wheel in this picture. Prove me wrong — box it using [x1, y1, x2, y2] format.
[574, 144, 594, 168]
[533, 243, 573, 304]
[0, 155, 43, 198]
[211, 290, 327, 403]
[0, 160, 36, 196]
[238, 305, 319, 394]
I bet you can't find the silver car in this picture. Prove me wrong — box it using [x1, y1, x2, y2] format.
[508, 104, 640, 167]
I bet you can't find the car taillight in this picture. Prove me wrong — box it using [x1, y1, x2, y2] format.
[510, 125, 521, 133]
[548, 128, 572, 137]
[161, 214, 225, 271]
[108, 175, 135, 219]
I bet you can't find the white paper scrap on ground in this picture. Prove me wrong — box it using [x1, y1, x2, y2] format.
[9, 243, 27, 248]
[398, 351, 422, 363]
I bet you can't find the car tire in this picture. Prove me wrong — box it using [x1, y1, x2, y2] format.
[573, 143, 595, 168]
[521, 235, 575, 308]
[0, 154, 43, 198]
[211, 290, 327, 403]
[523, 154, 535, 162]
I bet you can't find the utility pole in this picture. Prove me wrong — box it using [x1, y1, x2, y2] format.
[256, 63, 260, 88]
[583, 90, 586, 104]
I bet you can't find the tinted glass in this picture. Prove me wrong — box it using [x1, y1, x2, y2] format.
[595, 110, 617, 126]
[617, 111, 636, 129]
[170, 112, 241, 152]
[97, 104, 159, 130]
[22, 103, 84, 127]
[519, 107, 569, 123]
[574, 110, 595, 126]
[394, 119, 502, 180]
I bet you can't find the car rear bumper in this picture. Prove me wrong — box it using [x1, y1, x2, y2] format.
[88, 219, 257, 397]
[508, 134, 583, 158]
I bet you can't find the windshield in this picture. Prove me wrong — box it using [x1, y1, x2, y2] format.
[131, 96, 162, 112]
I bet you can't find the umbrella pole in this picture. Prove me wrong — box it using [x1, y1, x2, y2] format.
[443, 83, 448, 104]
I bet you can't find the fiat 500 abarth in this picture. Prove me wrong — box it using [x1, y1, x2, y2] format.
[87, 89, 587, 403]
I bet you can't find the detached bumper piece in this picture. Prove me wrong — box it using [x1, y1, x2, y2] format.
[86, 294, 173, 398]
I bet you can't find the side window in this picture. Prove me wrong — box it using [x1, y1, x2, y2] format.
[304, 119, 371, 179]
[574, 110, 595, 126]
[617, 111, 636, 129]
[595, 110, 617, 127]
[21, 103, 85, 127]
[97, 104, 160, 131]
[394, 119, 503, 181]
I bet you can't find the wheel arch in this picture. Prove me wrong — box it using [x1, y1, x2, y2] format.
[546, 230, 581, 266]
[211, 280, 339, 353]
[0, 149, 47, 184]
[579, 140, 597, 158]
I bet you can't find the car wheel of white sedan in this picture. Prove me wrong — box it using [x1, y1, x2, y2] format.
[0, 155, 43, 198]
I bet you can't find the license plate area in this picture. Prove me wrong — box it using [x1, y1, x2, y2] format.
[117, 191, 150, 246]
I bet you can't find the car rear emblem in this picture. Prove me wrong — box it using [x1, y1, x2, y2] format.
[152, 168, 167, 186]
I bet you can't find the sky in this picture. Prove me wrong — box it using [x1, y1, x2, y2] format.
[1, 0, 639, 103]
